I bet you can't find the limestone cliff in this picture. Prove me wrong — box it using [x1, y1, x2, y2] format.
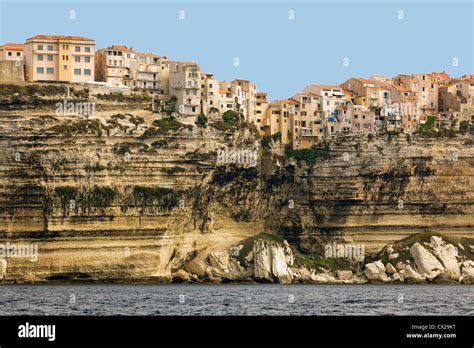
[0, 85, 473, 283]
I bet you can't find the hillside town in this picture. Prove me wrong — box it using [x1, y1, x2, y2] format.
[0, 34, 473, 149]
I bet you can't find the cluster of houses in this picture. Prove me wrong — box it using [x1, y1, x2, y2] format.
[1, 34, 473, 149]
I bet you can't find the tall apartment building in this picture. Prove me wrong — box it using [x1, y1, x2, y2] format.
[439, 79, 474, 123]
[350, 105, 376, 133]
[459, 79, 474, 123]
[95, 45, 137, 87]
[200, 73, 220, 116]
[24, 35, 95, 82]
[218, 81, 234, 114]
[341, 78, 381, 110]
[291, 93, 323, 148]
[301, 84, 345, 118]
[136, 52, 169, 94]
[0, 43, 24, 61]
[255, 92, 269, 135]
[169, 61, 201, 116]
[263, 99, 297, 145]
[393, 73, 440, 119]
[231, 79, 257, 123]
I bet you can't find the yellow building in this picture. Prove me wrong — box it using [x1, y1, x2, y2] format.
[263, 99, 297, 145]
[291, 93, 323, 149]
[393, 73, 442, 119]
[255, 92, 269, 136]
[341, 77, 381, 110]
[24, 35, 95, 83]
[95, 44, 137, 87]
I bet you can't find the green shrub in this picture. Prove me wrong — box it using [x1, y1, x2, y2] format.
[196, 113, 208, 128]
[87, 186, 117, 207]
[459, 121, 470, 135]
[48, 119, 107, 137]
[54, 186, 78, 213]
[285, 143, 331, 165]
[151, 116, 191, 133]
[131, 186, 181, 209]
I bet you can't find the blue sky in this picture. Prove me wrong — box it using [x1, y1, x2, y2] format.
[0, 0, 472, 99]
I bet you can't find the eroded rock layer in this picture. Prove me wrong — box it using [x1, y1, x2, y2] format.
[0, 101, 472, 283]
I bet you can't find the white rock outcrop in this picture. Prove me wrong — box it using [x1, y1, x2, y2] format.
[460, 261, 474, 284]
[253, 239, 294, 284]
[364, 261, 389, 281]
[0, 258, 6, 280]
[429, 237, 460, 281]
[208, 251, 230, 274]
[403, 264, 425, 283]
[385, 263, 397, 275]
[409, 243, 444, 280]
[337, 270, 353, 280]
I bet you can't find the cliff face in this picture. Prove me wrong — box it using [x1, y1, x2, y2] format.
[0, 94, 473, 283]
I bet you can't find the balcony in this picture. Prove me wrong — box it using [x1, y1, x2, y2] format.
[184, 100, 200, 106]
[139, 65, 160, 73]
[300, 127, 313, 136]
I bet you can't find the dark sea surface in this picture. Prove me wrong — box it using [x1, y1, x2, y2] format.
[0, 284, 472, 315]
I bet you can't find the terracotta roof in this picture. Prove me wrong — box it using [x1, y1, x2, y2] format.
[392, 84, 410, 92]
[109, 45, 135, 53]
[352, 77, 376, 85]
[310, 84, 341, 90]
[137, 52, 163, 58]
[1, 42, 24, 50]
[439, 83, 455, 89]
[256, 92, 267, 97]
[27, 34, 94, 42]
[428, 72, 449, 80]
[275, 98, 298, 105]
[219, 90, 231, 94]
[342, 89, 356, 95]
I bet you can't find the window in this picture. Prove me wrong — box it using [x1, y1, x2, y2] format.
[84, 69, 91, 76]
[85, 57, 90, 63]
[47, 55, 53, 61]
[85, 47, 91, 52]
[37, 45, 43, 50]
[36, 67, 44, 74]
[47, 67, 54, 74]
[74, 69, 81, 75]
[7, 52, 12, 56]
[37, 54, 43, 61]
[75, 56, 80, 63]
[16, 52, 20, 56]
[63, 65, 68, 70]
[75, 46, 80, 52]
[47, 45, 53, 51]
